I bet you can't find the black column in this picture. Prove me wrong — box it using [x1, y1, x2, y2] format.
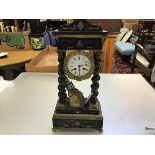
[90, 51, 102, 104]
[57, 50, 67, 104]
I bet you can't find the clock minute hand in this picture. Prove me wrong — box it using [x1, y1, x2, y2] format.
[78, 65, 81, 75]
[78, 65, 84, 75]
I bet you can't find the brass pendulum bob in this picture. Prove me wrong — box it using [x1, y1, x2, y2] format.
[65, 78, 84, 108]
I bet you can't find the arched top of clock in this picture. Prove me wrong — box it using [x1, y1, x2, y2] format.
[59, 19, 102, 31]
[53, 19, 108, 36]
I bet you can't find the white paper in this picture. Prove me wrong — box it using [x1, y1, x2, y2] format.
[0, 77, 14, 94]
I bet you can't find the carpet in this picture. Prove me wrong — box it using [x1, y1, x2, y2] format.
[112, 51, 142, 74]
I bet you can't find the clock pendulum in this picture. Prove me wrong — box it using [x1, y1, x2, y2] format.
[52, 19, 108, 131]
[65, 77, 84, 108]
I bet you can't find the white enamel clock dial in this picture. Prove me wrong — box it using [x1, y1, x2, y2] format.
[64, 51, 95, 81]
[68, 54, 91, 76]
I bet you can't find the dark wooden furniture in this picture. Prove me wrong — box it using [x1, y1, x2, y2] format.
[137, 20, 155, 45]
[131, 39, 155, 77]
[46, 20, 67, 30]
[87, 19, 122, 33]
[131, 20, 155, 80]
[52, 20, 107, 131]
[139, 20, 155, 33]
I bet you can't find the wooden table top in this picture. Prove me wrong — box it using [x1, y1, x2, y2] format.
[0, 50, 40, 67]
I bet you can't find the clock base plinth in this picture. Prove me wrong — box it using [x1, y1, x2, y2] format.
[55, 98, 101, 115]
[52, 102, 103, 132]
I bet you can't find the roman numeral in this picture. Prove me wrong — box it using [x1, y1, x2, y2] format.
[83, 68, 88, 71]
[71, 68, 76, 71]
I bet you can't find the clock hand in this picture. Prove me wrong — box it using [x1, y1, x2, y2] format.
[78, 65, 81, 75]
[78, 65, 83, 75]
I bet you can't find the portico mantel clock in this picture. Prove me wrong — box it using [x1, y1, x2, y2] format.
[52, 19, 108, 131]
